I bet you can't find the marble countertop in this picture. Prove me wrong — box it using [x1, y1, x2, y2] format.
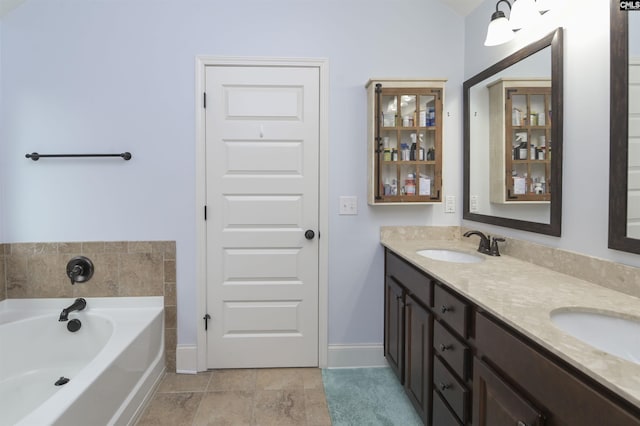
[381, 236, 640, 408]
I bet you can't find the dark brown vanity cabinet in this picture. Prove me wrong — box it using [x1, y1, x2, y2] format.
[384, 250, 433, 422]
[384, 249, 640, 426]
[474, 312, 640, 426]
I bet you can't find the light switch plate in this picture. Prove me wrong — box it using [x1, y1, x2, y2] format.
[445, 195, 456, 213]
[339, 196, 358, 215]
[470, 195, 479, 213]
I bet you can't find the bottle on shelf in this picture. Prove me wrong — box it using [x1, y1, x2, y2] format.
[410, 134, 417, 161]
[405, 173, 416, 195]
[383, 137, 391, 161]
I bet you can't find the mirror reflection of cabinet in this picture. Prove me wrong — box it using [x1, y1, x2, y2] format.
[366, 79, 445, 205]
[488, 78, 552, 204]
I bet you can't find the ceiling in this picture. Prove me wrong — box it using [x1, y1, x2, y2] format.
[443, 0, 484, 16]
[0, 0, 483, 19]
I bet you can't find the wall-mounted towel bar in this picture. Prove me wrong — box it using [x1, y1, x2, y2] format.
[25, 152, 132, 161]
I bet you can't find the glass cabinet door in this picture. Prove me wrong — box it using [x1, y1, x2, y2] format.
[504, 87, 552, 202]
[372, 84, 443, 204]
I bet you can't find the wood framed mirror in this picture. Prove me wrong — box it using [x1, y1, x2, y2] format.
[463, 28, 563, 236]
[609, 0, 640, 254]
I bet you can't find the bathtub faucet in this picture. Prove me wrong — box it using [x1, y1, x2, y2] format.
[59, 298, 87, 321]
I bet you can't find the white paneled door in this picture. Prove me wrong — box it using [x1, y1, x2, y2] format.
[204, 65, 320, 368]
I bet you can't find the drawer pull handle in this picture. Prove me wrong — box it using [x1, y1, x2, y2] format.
[439, 382, 451, 392]
[439, 344, 452, 352]
[441, 305, 452, 314]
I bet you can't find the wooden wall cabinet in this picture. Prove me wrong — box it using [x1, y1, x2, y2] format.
[488, 78, 552, 204]
[367, 79, 446, 205]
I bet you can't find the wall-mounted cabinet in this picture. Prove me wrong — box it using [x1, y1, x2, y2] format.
[366, 79, 446, 205]
[488, 78, 552, 204]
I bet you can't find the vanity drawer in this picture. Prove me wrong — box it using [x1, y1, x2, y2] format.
[433, 391, 462, 426]
[434, 355, 469, 424]
[385, 250, 432, 307]
[434, 284, 470, 338]
[434, 319, 470, 381]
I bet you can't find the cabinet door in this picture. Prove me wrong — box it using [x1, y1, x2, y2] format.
[367, 80, 445, 205]
[385, 277, 404, 380]
[503, 87, 552, 202]
[473, 358, 545, 426]
[405, 295, 432, 421]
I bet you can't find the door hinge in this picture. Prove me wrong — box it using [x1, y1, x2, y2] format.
[203, 92, 206, 109]
[204, 205, 207, 220]
[203, 313, 211, 330]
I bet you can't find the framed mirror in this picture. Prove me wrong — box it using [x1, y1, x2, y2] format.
[463, 28, 563, 236]
[609, 1, 640, 254]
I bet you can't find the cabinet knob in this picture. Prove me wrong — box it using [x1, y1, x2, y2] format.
[441, 305, 452, 314]
[439, 382, 451, 392]
[439, 343, 452, 352]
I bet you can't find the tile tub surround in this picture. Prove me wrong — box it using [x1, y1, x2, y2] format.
[380, 231, 640, 410]
[0, 240, 177, 371]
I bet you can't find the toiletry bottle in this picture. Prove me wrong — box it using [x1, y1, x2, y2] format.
[391, 148, 398, 162]
[519, 142, 527, 160]
[410, 134, 417, 161]
[401, 144, 410, 161]
[405, 173, 416, 195]
[383, 137, 391, 161]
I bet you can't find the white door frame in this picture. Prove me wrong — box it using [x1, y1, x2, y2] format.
[194, 56, 329, 372]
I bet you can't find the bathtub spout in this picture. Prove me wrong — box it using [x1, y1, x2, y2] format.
[59, 298, 87, 321]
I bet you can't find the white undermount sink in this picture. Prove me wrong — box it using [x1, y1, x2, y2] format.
[550, 309, 640, 365]
[416, 249, 484, 264]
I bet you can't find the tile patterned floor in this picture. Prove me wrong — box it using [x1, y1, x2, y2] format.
[136, 368, 332, 426]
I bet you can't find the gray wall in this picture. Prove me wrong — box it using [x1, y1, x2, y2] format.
[0, 0, 465, 349]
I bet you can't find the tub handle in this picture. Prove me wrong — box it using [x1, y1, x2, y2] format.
[66, 256, 94, 285]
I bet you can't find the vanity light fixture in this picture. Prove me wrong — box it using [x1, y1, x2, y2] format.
[484, 0, 515, 46]
[484, 0, 549, 46]
[509, 0, 541, 30]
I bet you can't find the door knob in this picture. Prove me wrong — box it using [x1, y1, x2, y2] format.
[305, 230, 315, 240]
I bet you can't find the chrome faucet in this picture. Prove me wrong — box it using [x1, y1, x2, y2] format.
[58, 298, 87, 321]
[463, 230, 504, 256]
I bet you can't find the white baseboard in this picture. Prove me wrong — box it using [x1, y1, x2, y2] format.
[327, 344, 387, 368]
[176, 344, 198, 374]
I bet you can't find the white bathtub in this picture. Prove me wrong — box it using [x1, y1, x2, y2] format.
[0, 297, 165, 426]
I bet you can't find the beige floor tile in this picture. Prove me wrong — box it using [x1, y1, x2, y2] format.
[304, 388, 332, 426]
[299, 368, 324, 390]
[192, 390, 255, 426]
[157, 372, 212, 393]
[253, 389, 307, 426]
[208, 369, 257, 392]
[256, 368, 304, 391]
[137, 392, 203, 426]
